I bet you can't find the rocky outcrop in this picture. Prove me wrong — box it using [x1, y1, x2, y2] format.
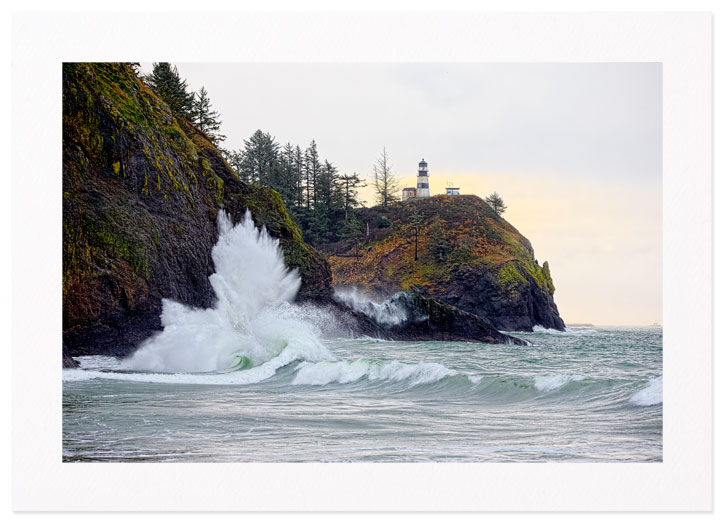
[326, 195, 565, 332]
[62, 344, 80, 368]
[430, 260, 564, 331]
[383, 292, 527, 344]
[63, 63, 332, 356]
[329, 292, 527, 345]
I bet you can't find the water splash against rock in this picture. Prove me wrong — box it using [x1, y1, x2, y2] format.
[332, 287, 411, 327]
[125, 210, 333, 373]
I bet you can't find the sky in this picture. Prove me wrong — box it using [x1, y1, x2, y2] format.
[140, 62, 662, 326]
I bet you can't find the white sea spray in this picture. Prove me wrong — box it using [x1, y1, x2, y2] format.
[123, 210, 334, 373]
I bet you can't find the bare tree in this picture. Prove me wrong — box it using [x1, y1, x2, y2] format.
[372, 147, 400, 208]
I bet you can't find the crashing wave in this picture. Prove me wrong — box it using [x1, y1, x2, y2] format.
[534, 373, 585, 392]
[124, 210, 333, 373]
[629, 376, 662, 406]
[333, 287, 411, 327]
[292, 358, 459, 386]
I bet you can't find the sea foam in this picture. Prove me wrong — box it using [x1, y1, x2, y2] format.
[292, 358, 459, 386]
[333, 287, 409, 326]
[534, 374, 585, 392]
[629, 376, 662, 406]
[123, 210, 333, 374]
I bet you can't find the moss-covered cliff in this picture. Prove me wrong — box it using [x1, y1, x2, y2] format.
[326, 195, 565, 331]
[63, 63, 331, 356]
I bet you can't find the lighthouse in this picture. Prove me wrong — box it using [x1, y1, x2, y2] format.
[416, 158, 430, 198]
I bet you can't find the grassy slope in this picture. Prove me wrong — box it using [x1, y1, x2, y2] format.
[327, 195, 555, 298]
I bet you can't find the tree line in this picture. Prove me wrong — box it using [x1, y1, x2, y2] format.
[142, 62, 226, 146]
[138, 62, 372, 246]
[225, 131, 369, 245]
[136, 62, 508, 250]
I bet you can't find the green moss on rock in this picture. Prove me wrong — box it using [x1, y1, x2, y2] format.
[63, 63, 333, 356]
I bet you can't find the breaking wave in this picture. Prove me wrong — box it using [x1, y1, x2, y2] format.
[292, 358, 458, 386]
[533, 374, 585, 392]
[629, 376, 662, 406]
[123, 209, 334, 374]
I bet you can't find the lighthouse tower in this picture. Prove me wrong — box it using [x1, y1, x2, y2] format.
[417, 158, 430, 198]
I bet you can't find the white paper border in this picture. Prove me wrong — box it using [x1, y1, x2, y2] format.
[11, 11, 712, 511]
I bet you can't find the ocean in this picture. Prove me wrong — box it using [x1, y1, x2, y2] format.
[62, 326, 662, 462]
[62, 210, 662, 462]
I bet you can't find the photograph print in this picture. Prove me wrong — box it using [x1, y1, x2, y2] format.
[62, 61, 662, 462]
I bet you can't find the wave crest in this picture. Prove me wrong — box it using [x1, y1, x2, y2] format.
[629, 376, 662, 406]
[534, 374, 585, 392]
[292, 358, 459, 387]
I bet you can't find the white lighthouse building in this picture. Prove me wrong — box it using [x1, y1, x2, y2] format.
[402, 158, 436, 201]
[416, 158, 430, 198]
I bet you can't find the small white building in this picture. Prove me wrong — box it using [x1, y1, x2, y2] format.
[402, 187, 417, 200]
[445, 187, 460, 196]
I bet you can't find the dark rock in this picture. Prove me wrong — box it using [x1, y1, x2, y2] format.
[434, 261, 565, 332]
[332, 292, 528, 345]
[62, 343, 80, 368]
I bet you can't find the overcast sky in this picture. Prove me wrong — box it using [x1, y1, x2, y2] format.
[140, 62, 662, 326]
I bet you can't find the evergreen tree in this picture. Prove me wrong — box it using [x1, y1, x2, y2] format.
[239, 130, 279, 185]
[485, 192, 507, 217]
[316, 160, 338, 209]
[308, 160, 341, 244]
[306, 208, 330, 245]
[275, 142, 299, 209]
[192, 86, 226, 146]
[339, 172, 366, 218]
[144, 62, 195, 119]
[372, 147, 400, 208]
[304, 141, 322, 211]
[224, 149, 245, 180]
[293, 145, 305, 210]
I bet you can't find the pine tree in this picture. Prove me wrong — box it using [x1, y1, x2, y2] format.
[239, 130, 279, 185]
[144, 62, 195, 120]
[372, 147, 400, 208]
[293, 145, 304, 210]
[309, 160, 341, 244]
[275, 142, 298, 209]
[485, 192, 507, 217]
[225, 149, 245, 181]
[339, 172, 366, 218]
[192, 86, 226, 146]
[303, 141, 322, 211]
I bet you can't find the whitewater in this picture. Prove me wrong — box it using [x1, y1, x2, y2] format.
[63, 210, 662, 462]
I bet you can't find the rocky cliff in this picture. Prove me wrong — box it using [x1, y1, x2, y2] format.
[63, 63, 331, 357]
[62, 63, 530, 361]
[326, 195, 565, 332]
